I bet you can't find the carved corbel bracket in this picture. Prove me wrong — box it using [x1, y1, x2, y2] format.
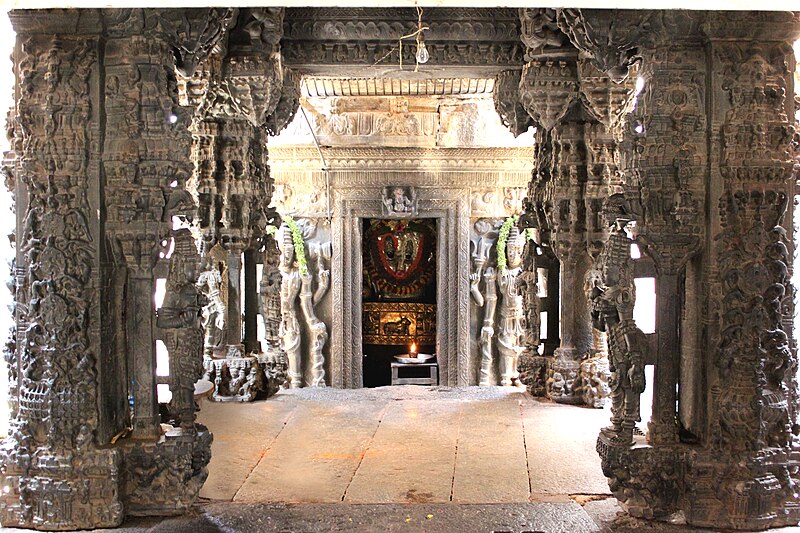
[636, 231, 701, 277]
[265, 68, 302, 137]
[577, 57, 638, 130]
[518, 59, 579, 131]
[493, 70, 536, 138]
[556, 9, 660, 83]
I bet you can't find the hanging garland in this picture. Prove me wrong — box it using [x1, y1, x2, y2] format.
[283, 216, 308, 276]
[496, 215, 519, 272]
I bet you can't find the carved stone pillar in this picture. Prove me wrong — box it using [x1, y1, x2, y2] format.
[0, 11, 126, 528]
[243, 247, 259, 353]
[0, 8, 230, 529]
[188, 8, 299, 398]
[688, 13, 800, 529]
[557, 9, 800, 529]
[630, 25, 706, 445]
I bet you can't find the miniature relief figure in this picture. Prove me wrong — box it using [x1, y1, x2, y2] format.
[382, 186, 416, 215]
[588, 194, 646, 446]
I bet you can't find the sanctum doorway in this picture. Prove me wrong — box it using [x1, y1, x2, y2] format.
[362, 217, 438, 387]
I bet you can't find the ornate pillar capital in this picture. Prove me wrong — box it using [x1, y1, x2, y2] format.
[701, 11, 800, 42]
[99, 9, 237, 76]
[556, 9, 660, 83]
[198, 8, 286, 127]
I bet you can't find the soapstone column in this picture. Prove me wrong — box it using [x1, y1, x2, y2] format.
[0, 8, 231, 529]
[0, 10, 126, 529]
[188, 8, 300, 398]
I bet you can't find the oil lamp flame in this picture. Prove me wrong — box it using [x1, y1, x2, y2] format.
[410, 342, 417, 357]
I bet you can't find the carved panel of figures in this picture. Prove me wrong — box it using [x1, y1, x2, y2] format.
[278, 220, 331, 388]
[470, 218, 535, 387]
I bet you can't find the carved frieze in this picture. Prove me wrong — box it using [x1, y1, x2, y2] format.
[282, 8, 524, 73]
[518, 8, 568, 57]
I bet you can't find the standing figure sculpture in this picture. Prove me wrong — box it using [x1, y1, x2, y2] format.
[277, 221, 331, 388]
[196, 246, 226, 360]
[301, 242, 331, 387]
[470, 237, 497, 386]
[497, 225, 526, 386]
[278, 225, 303, 388]
[157, 228, 204, 433]
[589, 194, 646, 446]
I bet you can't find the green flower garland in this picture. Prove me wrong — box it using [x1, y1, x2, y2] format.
[264, 224, 278, 237]
[496, 215, 519, 272]
[283, 216, 308, 276]
[525, 227, 536, 242]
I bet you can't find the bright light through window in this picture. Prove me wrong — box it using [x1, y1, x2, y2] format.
[634, 277, 657, 335]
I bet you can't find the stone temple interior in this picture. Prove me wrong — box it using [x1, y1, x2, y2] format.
[0, 6, 799, 531]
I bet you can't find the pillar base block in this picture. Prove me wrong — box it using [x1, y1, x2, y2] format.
[597, 434, 800, 531]
[121, 426, 213, 516]
[647, 419, 680, 445]
[547, 347, 582, 404]
[205, 355, 265, 402]
[518, 352, 548, 397]
[0, 443, 124, 530]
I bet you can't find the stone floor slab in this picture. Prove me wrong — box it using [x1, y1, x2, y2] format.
[343, 399, 461, 503]
[522, 400, 612, 495]
[197, 399, 298, 501]
[451, 398, 531, 503]
[234, 398, 387, 503]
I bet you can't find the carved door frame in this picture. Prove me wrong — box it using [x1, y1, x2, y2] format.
[331, 187, 470, 388]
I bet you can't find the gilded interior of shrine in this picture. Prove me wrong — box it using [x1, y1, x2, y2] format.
[1, 6, 800, 531]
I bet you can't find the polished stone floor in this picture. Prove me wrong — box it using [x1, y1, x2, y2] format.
[197, 386, 612, 504]
[7, 387, 800, 532]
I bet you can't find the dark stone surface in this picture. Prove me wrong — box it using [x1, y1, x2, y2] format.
[4, 502, 599, 533]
